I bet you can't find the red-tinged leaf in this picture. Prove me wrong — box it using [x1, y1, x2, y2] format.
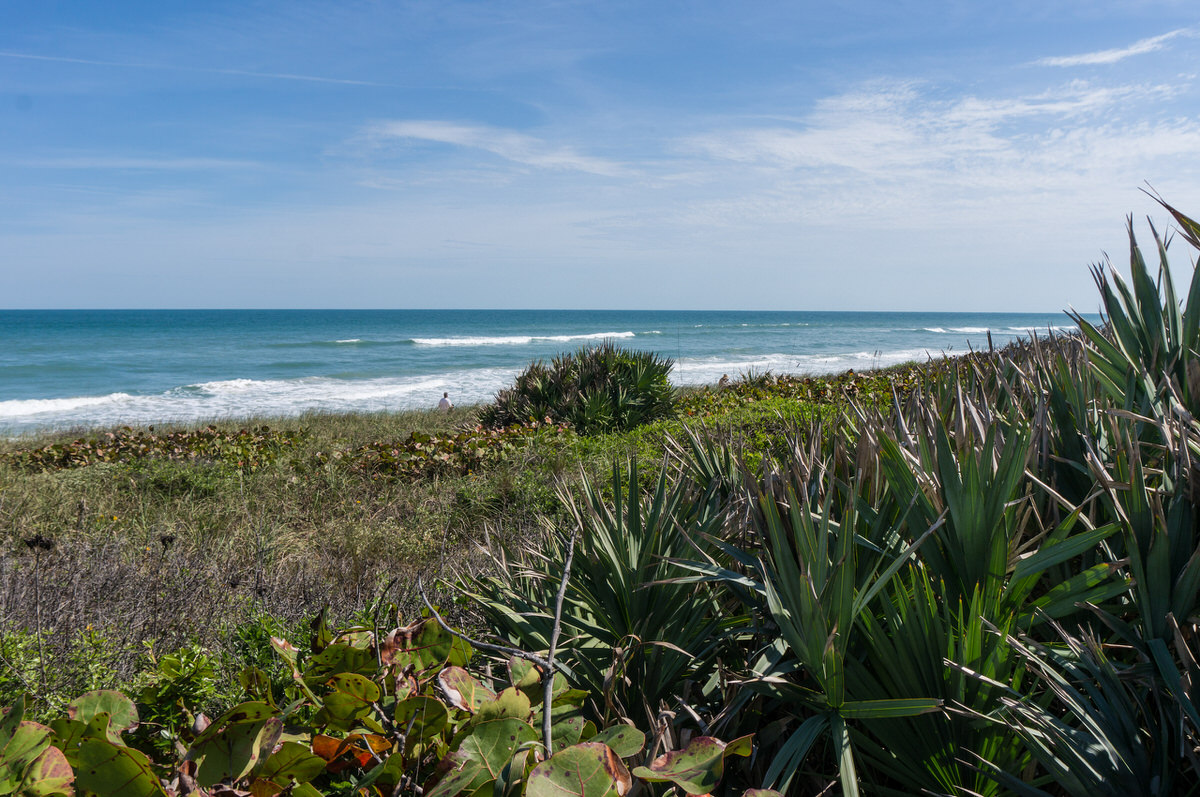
[631, 735, 753, 795]
[527, 742, 631, 797]
[378, 619, 469, 673]
[23, 743, 75, 796]
[310, 735, 342, 763]
[310, 733, 389, 773]
[438, 666, 496, 713]
[247, 778, 284, 797]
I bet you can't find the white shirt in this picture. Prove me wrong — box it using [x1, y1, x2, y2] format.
[438, 396, 453, 410]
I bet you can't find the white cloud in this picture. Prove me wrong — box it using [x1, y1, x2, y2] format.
[1035, 28, 1192, 67]
[651, 72, 1200, 245]
[366, 120, 628, 177]
[681, 78, 1194, 179]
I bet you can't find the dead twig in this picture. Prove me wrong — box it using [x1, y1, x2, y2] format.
[416, 526, 579, 756]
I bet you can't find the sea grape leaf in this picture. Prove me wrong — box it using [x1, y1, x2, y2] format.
[326, 672, 380, 702]
[1, 720, 53, 775]
[588, 726, 645, 759]
[311, 733, 390, 773]
[253, 741, 326, 785]
[552, 688, 589, 708]
[509, 657, 541, 691]
[395, 695, 450, 746]
[66, 691, 138, 741]
[48, 719, 87, 758]
[189, 702, 277, 749]
[509, 659, 572, 704]
[20, 744, 75, 796]
[290, 783, 323, 797]
[333, 628, 374, 649]
[548, 713, 587, 756]
[269, 637, 321, 705]
[379, 619, 471, 674]
[426, 718, 538, 797]
[246, 777, 284, 797]
[310, 607, 333, 654]
[192, 716, 283, 788]
[393, 670, 420, 700]
[526, 742, 631, 797]
[316, 673, 381, 730]
[472, 688, 532, 725]
[0, 696, 26, 748]
[303, 643, 376, 686]
[438, 667, 497, 713]
[1, 719, 73, 797]
[631, 734, 754, 795]
[71, 737, 166, 797]
[316, 694, 371, 731]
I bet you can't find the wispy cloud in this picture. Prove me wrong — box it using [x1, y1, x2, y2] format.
[366, 120, 628, 176]
[0, 50, 386, 86]
[1035, 28, 1192, 67]
[681, 79, 1178, 175]
[656, 73, 1200, 240]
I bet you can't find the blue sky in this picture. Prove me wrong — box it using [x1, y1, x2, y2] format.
[2, 1, 1199, 310]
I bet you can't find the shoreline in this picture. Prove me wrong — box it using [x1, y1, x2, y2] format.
[0, 365, 905, 445]
[0, 310, 1086, 438]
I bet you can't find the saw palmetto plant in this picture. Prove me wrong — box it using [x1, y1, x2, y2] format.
[461, 201, 1200, 794]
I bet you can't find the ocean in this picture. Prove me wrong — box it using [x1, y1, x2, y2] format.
[0, 309, 1089, 436]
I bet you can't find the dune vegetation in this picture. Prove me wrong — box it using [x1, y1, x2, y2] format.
[4, 201, 1200, 795]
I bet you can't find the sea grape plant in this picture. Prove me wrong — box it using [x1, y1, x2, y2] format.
[4, 426, 302, 473]
[331, 420, 570, 482]
[2, 613, 759, 796]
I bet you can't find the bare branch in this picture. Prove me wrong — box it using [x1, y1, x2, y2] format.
[415, 576, 554, 672]
[544, 528, 579, 752]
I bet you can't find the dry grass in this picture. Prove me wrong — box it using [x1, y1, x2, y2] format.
[0, 406, 533, 704]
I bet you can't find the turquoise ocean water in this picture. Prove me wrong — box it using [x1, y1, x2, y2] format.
[0, 310, 1091, 435]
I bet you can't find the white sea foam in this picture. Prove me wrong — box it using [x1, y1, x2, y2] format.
[921, 326, 1017, 333]
[0, 375, 479, 434]
[8, 346, 957, 432]
[0, 393, 135, 419]
[335, 338, 361, 343]
[671, 348, 941, 386]
[1005, 325, 1075, 334]
[412, 331, 636, 347]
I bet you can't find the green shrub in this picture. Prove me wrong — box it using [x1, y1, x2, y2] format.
[128, 642, 223, 757]
[478, 342, 675, 434]
[0, 627, 39, 710]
